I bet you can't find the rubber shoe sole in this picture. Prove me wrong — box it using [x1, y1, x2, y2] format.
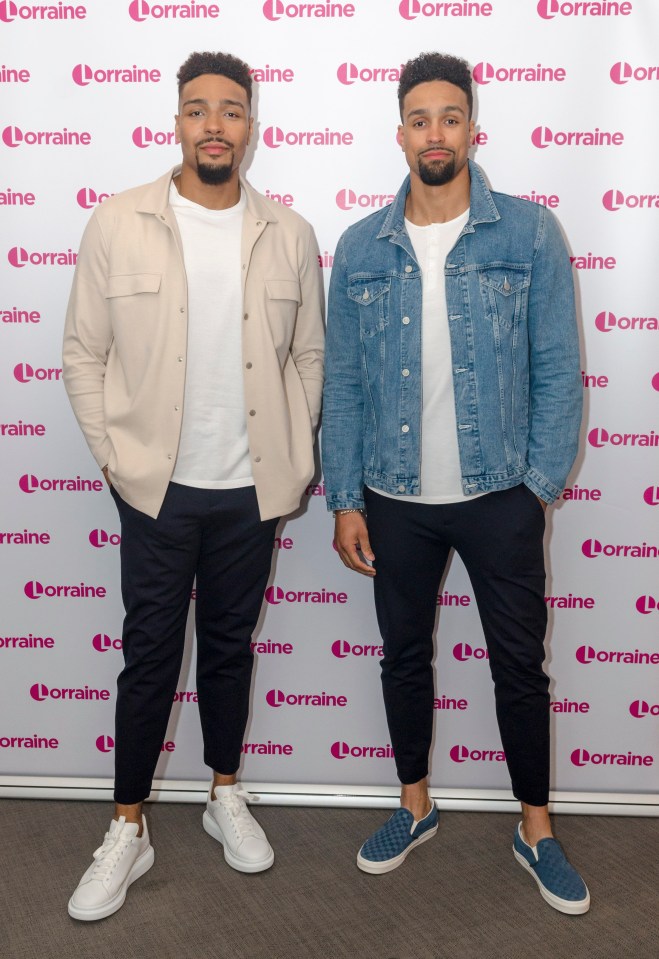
[67, 844, 155, 921]
[202, 810, 274, 873]
[513, 846, 591, 915]
[357, 822, 438, 875]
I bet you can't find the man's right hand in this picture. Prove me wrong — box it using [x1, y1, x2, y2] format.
[334, 511, 375, 576]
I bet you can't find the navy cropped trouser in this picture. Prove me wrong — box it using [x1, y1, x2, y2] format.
[364, 483, 550, 807]
[111, 483, 278, 805]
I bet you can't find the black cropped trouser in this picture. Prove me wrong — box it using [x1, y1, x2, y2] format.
[364, 483, 550, 807]
[111, 483, 278, 805]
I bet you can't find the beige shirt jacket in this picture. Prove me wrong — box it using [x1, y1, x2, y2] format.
[63, 167, 325, 521]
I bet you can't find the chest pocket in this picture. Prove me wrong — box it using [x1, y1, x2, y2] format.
[105, 273, 162, 298]
[479, 267, 530, 331]
[347, 279, 390, 338]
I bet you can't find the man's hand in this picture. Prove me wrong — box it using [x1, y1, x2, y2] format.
[334, 511, 375, 576]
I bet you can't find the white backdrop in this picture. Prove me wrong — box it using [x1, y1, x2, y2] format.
[1, 0, 658, 811]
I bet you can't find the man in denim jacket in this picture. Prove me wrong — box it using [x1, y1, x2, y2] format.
[322, 53, 588, 914]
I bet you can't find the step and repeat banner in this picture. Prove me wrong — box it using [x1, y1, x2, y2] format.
[1, 0, 658, 803]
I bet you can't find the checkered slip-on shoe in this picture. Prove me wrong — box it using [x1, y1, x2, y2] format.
[513, 822, 590, 915]
[357, 805, 439, 874]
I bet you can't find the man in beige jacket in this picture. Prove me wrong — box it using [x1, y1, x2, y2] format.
[63, 51, 324, 921]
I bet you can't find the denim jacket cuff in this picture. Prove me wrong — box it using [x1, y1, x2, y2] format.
[524, 468, 562, 505]
[325, 491, 365, 512]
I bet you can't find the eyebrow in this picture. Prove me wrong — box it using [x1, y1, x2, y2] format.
[406, 104, 466, 119]
[181, 97, 246, 110]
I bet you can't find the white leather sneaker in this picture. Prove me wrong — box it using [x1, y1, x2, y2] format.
[203, 784, 274, 873]
[68, 815, 154, 921]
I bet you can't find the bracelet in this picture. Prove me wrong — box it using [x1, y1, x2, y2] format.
[334, 508, 364, 516]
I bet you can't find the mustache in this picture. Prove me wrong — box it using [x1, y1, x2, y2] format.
[419, 148, 454, 159]
[196, 138, 233, 149]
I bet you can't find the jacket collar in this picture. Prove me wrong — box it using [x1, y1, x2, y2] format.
[136, 166, 278, 223]
[377, 159, 501, 240]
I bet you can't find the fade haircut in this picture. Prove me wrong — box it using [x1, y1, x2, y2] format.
[398, 52, 473, 120]
[177, 51, 252, 107]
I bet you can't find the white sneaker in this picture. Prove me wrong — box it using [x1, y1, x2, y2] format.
[203, 784, 274, 873]
[68, 815, 154, 921]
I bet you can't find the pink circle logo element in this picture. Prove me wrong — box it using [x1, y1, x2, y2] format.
[635, 596, 657, 615]
[331, 640, 350, 658]
[96, 735, 115, 752]
[570, 748, 589, 766]
[531, 126, 551, 149]
[575, 645, 595, 664]
[602, 189, 624, 211]
[629, 700, 649, 719]
[472, 62, 495, 84]
[652, 373, 659, 392]
[594, 311, 615, 332]
[262, 0, 283, 19]
[29, 683, 49, 701]
[265, 688, 285, 707]
[449, 745, 469, 762]
[330, 741, 349, 759]
[610, 62, 632, 85]
[264, 586, 283, 605]
[643, 486, 659, 506]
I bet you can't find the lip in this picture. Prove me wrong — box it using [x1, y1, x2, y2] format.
[421, 149, 452, 160]
[198, 142, 230, 156]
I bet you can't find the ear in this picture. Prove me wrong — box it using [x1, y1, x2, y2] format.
[396, 124, 405, 150]
[468, 119, 475, 146]
[247, 115, 254, 145]
[174, 114, 181, 145]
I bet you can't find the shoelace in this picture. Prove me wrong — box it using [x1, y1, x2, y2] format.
[216, 789, 258, 839]
[90, 817, 135, 880]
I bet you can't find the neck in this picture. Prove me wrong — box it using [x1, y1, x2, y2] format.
[174, 166, 242, 210]
[404, 164, 470, 226]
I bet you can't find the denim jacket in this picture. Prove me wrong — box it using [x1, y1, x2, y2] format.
[322, 161, 582, 509]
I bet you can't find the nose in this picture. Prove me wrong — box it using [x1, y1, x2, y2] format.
[205, 110, 224, 135]
[427, 120, 445, 142]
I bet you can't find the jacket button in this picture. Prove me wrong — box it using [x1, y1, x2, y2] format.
[402, 316, 410, 325]
[177, 356, 183, 362]
[244, 313, 249, 320]
[249, 409, 256, 416]
[398, 485, 405, 492]
[401, 424, 409, 433]
[179, 307, 185, 313]
[402, 369, 410, 377]
[174, 406, 180, 411]
[167, 454, 172, 460]
[405, 265, 413, 273]
[246, 362, 253, 369]
[255, 456, 262, 463]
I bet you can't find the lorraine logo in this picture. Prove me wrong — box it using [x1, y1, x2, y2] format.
[335, 189, 394, 211]
[76, 188, 114, 209]
[399, 0, 493, 19]
[330, 741, 394, 759]
[635, 596, 658, 614]
[89, 529, 121, 548]
[0, 1, 88, 21]
[331, 639, 382, 658]
[603, 189, 659, 211]
[96, 735, 114, 752]
[264, 585, 347, 605]
[263, 0, 356, 19]
[594, 310, 659, 332]
[472, 62, 566, 84]
[262, 126, 353, 148]
[570, 747, 653, 768]
[629, 700, 659, 718]
[537, 0, 633, 18]
[128, 0, 220, 21]
[531, 126, 623, 149]
[587, 427, 659, 449]
[132, 127, 176, 149]
[610, 62, 659, 84]
[452, 642, 489, 662]
[337, 63, 401, 85]
[265, 688, 348, 707]
[92, 633, 123, 652]
[449, 744, 506, 763]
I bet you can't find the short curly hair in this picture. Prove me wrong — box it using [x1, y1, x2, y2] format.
[398, 52, 473, 119]
[177, 51, 252, 106]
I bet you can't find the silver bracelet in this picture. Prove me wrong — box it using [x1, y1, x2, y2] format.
[334, 508, 364, 516]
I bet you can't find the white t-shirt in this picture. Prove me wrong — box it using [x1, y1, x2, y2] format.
[169, 182, 254, 489]
[372, 209, 484, 504]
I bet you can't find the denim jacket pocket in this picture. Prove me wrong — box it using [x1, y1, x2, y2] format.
[347, 279, 390, 338]
[479, 266, 530, 331]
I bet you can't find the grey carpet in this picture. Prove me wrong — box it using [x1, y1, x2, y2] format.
[1, 800, 657, 959]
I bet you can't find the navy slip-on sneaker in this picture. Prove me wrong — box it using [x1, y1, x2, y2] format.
[513, 822, 590, 915]
[357, 804, 439, 875]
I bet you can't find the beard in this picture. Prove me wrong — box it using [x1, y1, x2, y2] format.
[417, 152, 456, 186]
[195, 141, 235, 185]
